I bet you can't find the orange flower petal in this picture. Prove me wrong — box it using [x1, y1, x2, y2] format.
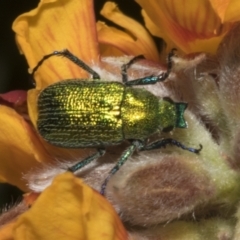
[99, 2, 159, 61]
[97, 21, 152, 57]
[27, 89, 39, 129]
[0, 106, 52, 191]
[141, 9, 176, 55]
[142, 8, 221, 56]
[12, 0, 99, 89]
[14, 173, 127, 240]
[0, 221, 15, 240]
[209, 0, 240, 22]
[219, 0, 240, 22]
[136, 0, 231, 53]
[209, 0, 231, 22]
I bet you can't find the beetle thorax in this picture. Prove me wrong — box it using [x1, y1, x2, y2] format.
[121, 87, 161, 139]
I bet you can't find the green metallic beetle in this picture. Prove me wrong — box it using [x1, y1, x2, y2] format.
[32, 49, 202, 195]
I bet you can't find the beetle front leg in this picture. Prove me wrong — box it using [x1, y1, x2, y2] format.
[123, 48, 177, 86]
[31, 49, 100, 80]
[68, 148, 106, 173]
[121, 55, 145, 83]
[124, 74, 168, 86]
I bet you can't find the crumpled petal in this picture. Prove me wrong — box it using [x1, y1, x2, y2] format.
[136, 0, 233, 54]
[209, 0, 240, 22]
[12, 0, 99, 89]
[13, 173, 128, 240]
[98, 2, 159, 61]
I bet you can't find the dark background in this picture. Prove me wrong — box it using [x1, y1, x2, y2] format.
[0, 0, 147, 213]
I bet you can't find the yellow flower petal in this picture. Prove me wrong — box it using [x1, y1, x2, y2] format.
[14, 173, 127, 240]
[136, 0, 232, 53]
[12, 0, 99, 89]
[0, 106, 52, 191]
[99, 2, 159, 61]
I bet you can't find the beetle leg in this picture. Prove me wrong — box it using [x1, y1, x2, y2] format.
[31, 49, 100, 80]
[166, 48, 177, 74]
[100, 140, 143, 195]
[68, 148, 106, 173]
[139, 138, 202, 154]
[124, 48, 177, 86]
[121, 55, 145, 83]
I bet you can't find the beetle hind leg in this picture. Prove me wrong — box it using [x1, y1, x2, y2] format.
[121, 55, 145, 83]
[100, 141, 142, 195]
[100, 138, 202, 195]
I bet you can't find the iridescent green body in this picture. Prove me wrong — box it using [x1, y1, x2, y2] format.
[37, 79, 186, 148]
